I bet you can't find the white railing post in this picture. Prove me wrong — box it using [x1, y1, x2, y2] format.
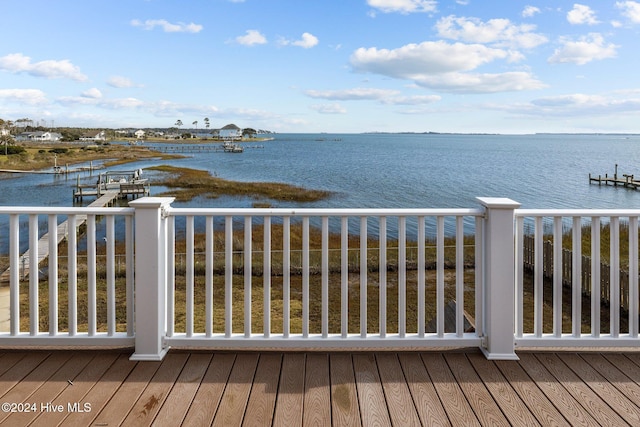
[477, 197, 520, 360]
[129, 197, 175, 361]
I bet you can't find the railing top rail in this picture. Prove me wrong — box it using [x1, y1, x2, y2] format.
[167, 207, 484, 217]
[0, 206, 135, 215]
[516, 208, 640, 217]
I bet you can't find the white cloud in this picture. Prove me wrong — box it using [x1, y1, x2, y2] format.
[435, 15, 548, 49]
[511, 92, 640, 117]
[367, 0, 437, 14]
[616, 1, 640, 23]
[0, 53, 87, 82]
[305, 88, 399, 100]
[0, 89, 47, 105]
[522, 6, 541, 18]
[350, 41, 546, 93]
[130, 19, 203, 33]
[411, 71, 546, 93]
[310, 103, 347, 114]
[351, 41, 506, 76]
[548, 33, 618, 65]
[381, 94, 441, 105]
[57, 94, 145, 109]
[82, 88, 102, 99]
[567, 4, 600, 25]
[107, 76, 139, 88]
[305, 88, 441, 104]
[280, 32, 319, 48]
[235, 30, 267, 46]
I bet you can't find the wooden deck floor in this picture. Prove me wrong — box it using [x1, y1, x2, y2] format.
[1, 349, 640, 426]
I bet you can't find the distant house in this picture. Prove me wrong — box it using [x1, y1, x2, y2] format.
[16, 131, 62, 142]
[80, 131, 106, 142]
[219, 124, 242, 141]
[134, 129, 146, 139]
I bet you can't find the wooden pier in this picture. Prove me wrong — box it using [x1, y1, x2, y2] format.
[589, 164, 640, 190]
[0, 190, 120, 283]
[73, 170, 150, 202]
[589, 173, 640, 189]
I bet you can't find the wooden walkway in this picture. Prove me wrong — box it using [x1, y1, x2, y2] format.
[1, 349, 640, 426]
[0, 190, 119, 283]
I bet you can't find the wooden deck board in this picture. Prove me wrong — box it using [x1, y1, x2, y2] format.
[3, 352, 94, 426]
[445, 352, 509, 426]
[153, 353, 213, 426]
[602, 354, 640, 385]
[534, 353, 625, 426]
[421, 353, 481, 426]
[353, 354, 392, 426]
[0, 352, 49, 398]
[58, 353, 139, 426]
[86, 356, 163, 426]
[30, 352, 120, 426]
[0, 352, 72, 424]
[375, 353, 421, 426]
[182, 353, 236, 426]
[213, 353, 259, 426]
[0, 349, 639, 426]
[329, 353, 361, 427]
[558, 353, 640, 424]
[243, 353, 282, 427]
[398, 353, 451, 426]
[303, 353, 331, 426]
[467, 353, 541, 426]
[121, 352, 190, 425]
[273, 353, 305, 427]
[494, 358, 570, 426]
[518, 353, 600, 426]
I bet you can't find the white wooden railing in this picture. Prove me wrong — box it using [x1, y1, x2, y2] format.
[162, 206, 484, 350]
[514, 209, 640, 347]
[0, 206, 134, 346]
[1, 197, 638, 361]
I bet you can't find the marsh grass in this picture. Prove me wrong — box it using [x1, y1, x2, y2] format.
[148, 165, 331, 203]
[0, 143, 179, 171]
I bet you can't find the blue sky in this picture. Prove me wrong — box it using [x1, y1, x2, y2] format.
[2, 1, 640, 133]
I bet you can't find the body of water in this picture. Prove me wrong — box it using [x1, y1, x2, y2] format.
[3, 133, 640, 209]
[156, 133, 640, 210]
[1, 133, 640, 250]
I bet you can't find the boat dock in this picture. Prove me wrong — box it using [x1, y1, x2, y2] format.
[73, 169, 150, 202]
[0, 191, 121, 283]
[589, 164, 640, 190]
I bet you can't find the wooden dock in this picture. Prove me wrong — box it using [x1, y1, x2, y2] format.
[0, 190, 120, 283]
[589, 173, 640, 189]
[589, 164, 640, 190]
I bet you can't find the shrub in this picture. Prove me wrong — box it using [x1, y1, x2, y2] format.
[1, 145, 26, 155]
[48, 147, 69, 154]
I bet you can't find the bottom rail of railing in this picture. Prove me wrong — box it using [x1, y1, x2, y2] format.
[164, 333, 481, 350]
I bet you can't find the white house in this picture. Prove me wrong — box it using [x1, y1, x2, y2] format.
[80, 131, 106, 142]
[16, 131, 62, 142]
[134, 129, 146, 139]
[219, 124, 242, 141]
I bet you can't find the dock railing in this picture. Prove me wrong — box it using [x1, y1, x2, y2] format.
[1, 197, 638, 360]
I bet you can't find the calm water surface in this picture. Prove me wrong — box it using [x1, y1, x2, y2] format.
[2, 133, 640, 249]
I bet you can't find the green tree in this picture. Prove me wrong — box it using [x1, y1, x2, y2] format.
[243, 128, 257, 138]
[204, 117, 210, 130]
